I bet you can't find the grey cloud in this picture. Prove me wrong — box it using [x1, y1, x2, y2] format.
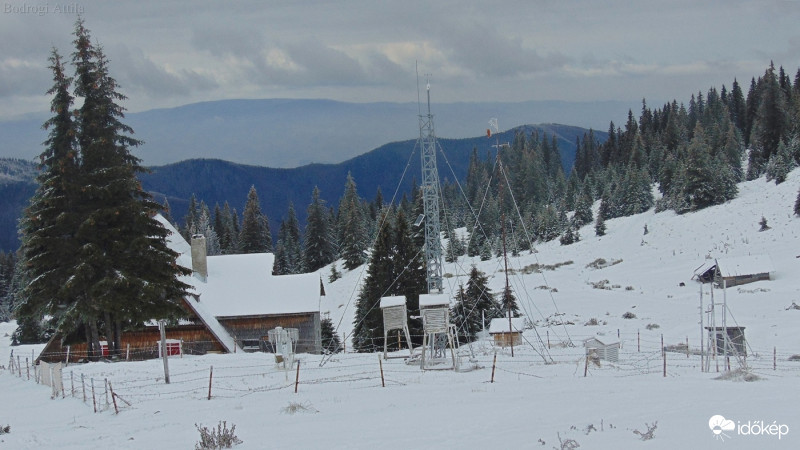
[106, 45, 218, 98]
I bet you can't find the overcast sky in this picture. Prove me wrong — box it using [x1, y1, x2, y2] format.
[1, 0, 799, 120]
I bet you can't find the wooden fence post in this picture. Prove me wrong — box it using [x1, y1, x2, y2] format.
[109, 381, 119, 414]
[379, 356, 385, 388]
[663, 349, 666, 378]
[584, 354, 589, 378]
[490, 353, 497, 383]
[26, 358, 29, 380]
[773, 347, 777, 371]
[208, 366, 213, 400]
[294, 360, 301, 393]
[91, 378, 97, 413]
[81, 373, 86, 402]
[637, 330, 640, 352]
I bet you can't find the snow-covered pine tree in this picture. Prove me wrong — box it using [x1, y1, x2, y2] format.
[303, 186, 335, 272]
[239, 185, 271, 253]
[351, 209, 395, 352]
[17, 20, 192, 359]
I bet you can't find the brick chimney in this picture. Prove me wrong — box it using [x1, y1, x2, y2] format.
[190, 234, 208, 282]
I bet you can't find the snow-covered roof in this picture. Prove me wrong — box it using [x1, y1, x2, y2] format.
[187, 253, 321, 317]
[419, 293, 450, 307]
[715, 255, 775, 278]
[583, 337, 620, 348]
[380, 296, 406, 308]
[156, 214, 321, 318]
[488, 317, 525, 334]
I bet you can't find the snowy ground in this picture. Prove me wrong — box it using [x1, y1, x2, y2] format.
[2, 169, 800, 449]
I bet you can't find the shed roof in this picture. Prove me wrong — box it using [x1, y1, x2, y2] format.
[380, 296, 406, 308]
[583, 337, 620, 348]
[715, 255, 775, 278]
[419, 293, 450, 307]
[488, 317, 525, 334]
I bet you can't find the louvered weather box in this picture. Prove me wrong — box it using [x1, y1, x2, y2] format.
[380, 296, 413, 359]
[419, 294, 456, 369]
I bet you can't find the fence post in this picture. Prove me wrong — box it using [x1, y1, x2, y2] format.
[126, 343, 130, 361]
[773, 347, 777, 371]
[490, 353, 497, 383]
[71, 372, 75, 397]
[91, 378, 97, 413]
[584, 354, 589, 377]
[663, 350, 667, 378]
[207, 366, 213, 400]
[104, 378, 109, 408]
[294, 360, 301, 393]
[686, 336, 689, 358]
[65, 346, 70, 366]
[109, 381, 119, 414]
[637, 330, 640, 352]
[547, 330, 550, 349]
[17, 355, 21, 377]
[26, 358, 30, 380]
[81, 373, 86, 403]
[379, 356, 385, 388]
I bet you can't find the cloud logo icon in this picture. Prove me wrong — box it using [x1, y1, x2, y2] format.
[709, 415, 736, 440]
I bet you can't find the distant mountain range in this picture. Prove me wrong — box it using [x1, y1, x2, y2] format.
[0, 124, 606, 252]
[0, 98, 634, 168]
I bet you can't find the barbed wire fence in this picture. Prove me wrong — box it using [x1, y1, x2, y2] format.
[5, 330, 800, 415]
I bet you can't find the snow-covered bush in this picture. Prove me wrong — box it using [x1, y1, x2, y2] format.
[195, 421, 242, 450]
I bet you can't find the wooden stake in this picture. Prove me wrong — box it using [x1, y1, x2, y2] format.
[17, 355, 21, 377]
[159, 321, 170, 384]
[294, 361, 301, 393]
[686, 336, 689, 358]
[547, 330, 550, 349]
[126, 343, 130, 361]
[81, 373, 86, 402]
[104, 378, 109, 407]
[637, 329, 640, 352]
[379, 356, 385, 388]
[71, 372, 74, 397]
[773, 347, 777, 371]
[109, 381, 119, 414]
[207, 366, 213, 400]
[490, 353, 497, 383]
[65, 346, 70, 365]
[26, 358, 29, 380]
[663, 350, 666, 378]
[91, 378, 97, 413]
[584, 354, 589, 377]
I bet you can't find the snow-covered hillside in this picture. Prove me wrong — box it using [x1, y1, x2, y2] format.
[2, 169, 799, 449]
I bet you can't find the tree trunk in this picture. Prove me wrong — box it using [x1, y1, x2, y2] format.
[103, 312, 116, 356]
[114, 319, 123, 358]
[88, 320, 101, 362]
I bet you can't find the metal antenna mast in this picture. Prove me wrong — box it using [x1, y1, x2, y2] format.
[418, 76, 443, 294]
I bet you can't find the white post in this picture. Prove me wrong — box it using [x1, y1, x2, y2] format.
[159, 320, 170, 384]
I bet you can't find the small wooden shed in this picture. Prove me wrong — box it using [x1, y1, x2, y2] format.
[693, 255, 775, 287]
[583, 337, 620, 363]
[489, 317, 525, 347]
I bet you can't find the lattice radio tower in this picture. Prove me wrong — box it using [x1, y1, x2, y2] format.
[418, 75, 443, 294]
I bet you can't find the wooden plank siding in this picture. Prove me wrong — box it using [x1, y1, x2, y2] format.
[37, 324, 225, 363]
[219, 312, 321, 354]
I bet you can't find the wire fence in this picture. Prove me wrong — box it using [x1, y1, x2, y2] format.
[6, 329, 800, 415]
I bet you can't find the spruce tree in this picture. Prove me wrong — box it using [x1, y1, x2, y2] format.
[794, 187, 800, 216]
[594, 212, 606, 236]
[338, 173, 367, 270]
[303, 187, 335, 272]
[500, 285, 520, 318]
[239, 185, 271, 253]
[392, 209, 426, 345]
[18, 21, 191, 358]
[321, 316, 341, 354]
[16, 48, 80, 337]
[351, 211, 395, 352]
